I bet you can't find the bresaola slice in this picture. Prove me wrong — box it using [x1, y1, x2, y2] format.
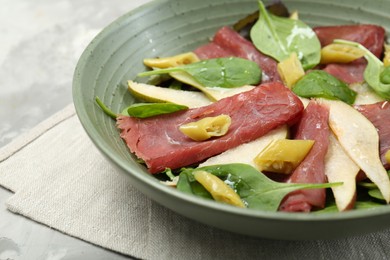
[117, 82, 304, 174]
[279, 101, 330, 212]
[194, 26, 281, 83]
[322, 62, 366, 84]
[314, 24, 385, 84]
[314, 24, 385, 58]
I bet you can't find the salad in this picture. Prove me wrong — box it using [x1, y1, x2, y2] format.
[97, 0, 390, 213]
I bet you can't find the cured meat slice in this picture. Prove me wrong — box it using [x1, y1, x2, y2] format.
[194, 42, 231, 59]
[314, 24, 385, 84]
[355, 101, 390, 169]
[117, 82, 304, 174]
[314, 24, 385, 58]
[279, 101, 330, 212]
[194, 26, 280, 83]
[322, 62, 365, 84]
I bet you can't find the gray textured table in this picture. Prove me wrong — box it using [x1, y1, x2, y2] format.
[0, 1, 150, 259]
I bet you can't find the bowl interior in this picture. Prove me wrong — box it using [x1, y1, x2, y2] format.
[73, 0, 390, 239]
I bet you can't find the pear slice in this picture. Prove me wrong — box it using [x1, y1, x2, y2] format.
[170, 71, 255, 101]
[324, 99, 390, 203]
[298, 97, 310, 108]
[349, 82, 385, 105]
[325, 133, 360, 211]
[199, 125, 288, 168]
[128, 80, 212, 108]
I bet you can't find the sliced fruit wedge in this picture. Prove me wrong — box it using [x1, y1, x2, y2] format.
[128, 80, 212, 108]
[170, 71, 255, 101]
[349, 82, 385, 105]
[298, 97, 310, 108]
[199, 125, 288, 168]
[324, 99, 390, 203]
[325, 133, 360, 211]
[143, 52, 200, 69]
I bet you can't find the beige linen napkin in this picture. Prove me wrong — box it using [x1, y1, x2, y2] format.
[1, 104, 390, 259]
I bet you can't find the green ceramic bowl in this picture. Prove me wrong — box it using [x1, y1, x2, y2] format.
[73, 0, 390, 239]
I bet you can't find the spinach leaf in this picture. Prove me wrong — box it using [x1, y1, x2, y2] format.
[357, 181, 377, 189]
[250, 0, 321, 70]
[357, 170, 390, 201]
[95, 97, 186, 119]
[368, 188, 385, 201]
[354, 201, 385, 209]
[232, 1, 290, 37]
[138, 57, 262, 88]
[380, 66, 390, 84]
[315, 201, 384, 213]
[292, 70, 357, 104]
[335, 39, 390, 100]
[121, 103, 188, 118]
[177, 170, 213, 200]
[177, 164, 341, 211]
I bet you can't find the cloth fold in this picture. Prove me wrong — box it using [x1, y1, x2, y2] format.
[1, 104, 390, 259]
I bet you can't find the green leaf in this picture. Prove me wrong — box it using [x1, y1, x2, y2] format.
[357, 171, 390, 201]
[138, 57, 262, 88]
[177, 164, 341, 211]
[250, 0, 321, 70]
[380, 66, 390, 84]
[355, 201, 385, 209]
[177, 170, 213, 200]
[334, 39, 390, 100]
[363, 52, 390, 100]
[292, 70, 357, 104]
[315, 201, 384, 213]
[168, 80, 183, 90]
[163, 168, 176, 181]
[357, 181, 378, 189]
[368, 188, 386, 201]
[122, 103, 188, 118]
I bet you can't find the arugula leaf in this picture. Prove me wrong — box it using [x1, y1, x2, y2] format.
[138, 57, 262, 88]
[292, 70, 357, 104]
[335, 39, 390, 100]
[177, 164, 341, 211]
[121, 103, 188, 118]
[250, 0, 321, 70]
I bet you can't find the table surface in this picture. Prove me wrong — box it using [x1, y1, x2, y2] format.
[0, 1, 150, 259]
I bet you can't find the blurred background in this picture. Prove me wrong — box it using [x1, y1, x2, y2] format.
[0, 0, 150, 259]
[0, 0, 150, 147]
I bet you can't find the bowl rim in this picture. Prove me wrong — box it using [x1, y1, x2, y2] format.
[72, 0, 390, 225]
